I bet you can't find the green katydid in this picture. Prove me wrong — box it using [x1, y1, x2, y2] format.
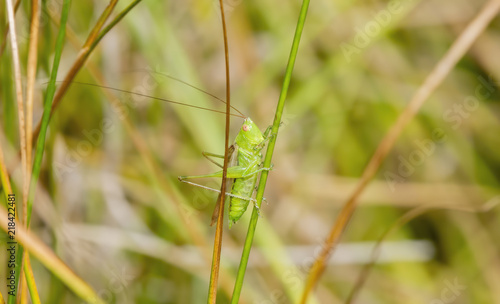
[179, 117, 272, 228]
[65, 76, 272, 228]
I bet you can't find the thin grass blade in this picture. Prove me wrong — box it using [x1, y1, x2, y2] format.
[207, 0, 232, 302]
[231, 0, 311, 302]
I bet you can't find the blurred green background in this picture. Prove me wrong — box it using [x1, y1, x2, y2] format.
[1, 0, 500, 303]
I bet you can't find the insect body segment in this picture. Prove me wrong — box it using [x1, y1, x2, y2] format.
[228, 126, 263, 226]
[178, 118, 269, 228]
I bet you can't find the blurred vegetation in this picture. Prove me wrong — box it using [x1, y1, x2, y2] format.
[1, 0, 500, 303]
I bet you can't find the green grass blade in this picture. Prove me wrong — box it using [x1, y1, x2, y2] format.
[27, 0, 71, 226]
[21, 2, 70, 302]
[1, 59, 16, 144]
[23, 1, 67, 302]
[24, 255, 41, 304]
[231, 0, 311, 302]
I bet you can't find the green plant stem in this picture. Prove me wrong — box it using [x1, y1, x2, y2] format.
[230, 0, 310, 302]
[27, 0, 71, 226]
[22, 1, 65, 302]
[24, 254, 41, 304]
[21, 2, 70, 302]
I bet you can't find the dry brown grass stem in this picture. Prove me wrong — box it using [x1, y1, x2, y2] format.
[0, 0, 20, 57]
[5, 0, 27, 222]
[24, 0, 40, 226]
[208, 0, 232, 302]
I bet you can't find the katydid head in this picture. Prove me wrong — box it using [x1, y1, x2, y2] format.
[235, 118, 264, 149]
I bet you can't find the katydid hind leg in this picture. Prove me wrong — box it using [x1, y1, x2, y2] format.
[179, 178, 257, 225]
[240, 166, 272, 178]
[178, 179, 257, 202]
[179, 165, 249, 180]
[186, 157, 270, 180]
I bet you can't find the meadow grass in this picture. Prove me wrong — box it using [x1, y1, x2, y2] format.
[0, 0, 500, 303]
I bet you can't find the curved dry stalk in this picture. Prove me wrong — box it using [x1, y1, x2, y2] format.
[346, 198, 499, 303]
[23, 17, 42, 304]
[300, 1, 500, 302]
[5, 2, 29, 301]
[208, 0, 232, 302]
[0, 0, 20, 57]
[24, 0, 40, 221]
[5, 0, 27, 220]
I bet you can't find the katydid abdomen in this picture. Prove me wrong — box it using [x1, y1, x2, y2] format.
[228, 147, 262, 225]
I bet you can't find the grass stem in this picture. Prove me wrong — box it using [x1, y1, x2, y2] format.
[231, 0, 310, 302]
[207, 0, 232, 302]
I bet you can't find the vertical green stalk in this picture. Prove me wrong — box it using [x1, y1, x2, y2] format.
[27, 0, 71, 226]
[24, 255, 41, 304]
[17, 1, 69, 302]
[13, 1, 70, 303]
[231, 0, 310, 302]
[1, 59, 16, 144]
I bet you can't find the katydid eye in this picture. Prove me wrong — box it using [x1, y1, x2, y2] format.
[242, 125, 250, 131]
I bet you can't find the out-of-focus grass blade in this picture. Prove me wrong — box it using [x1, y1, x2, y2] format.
[31, 0, 123, 143]
[300, 1, 500, 302]
[27, 0, 71, 227]
[346, 200, 499, 303]
[0, 207, 106, 304]
[24, 253, 41, 304]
